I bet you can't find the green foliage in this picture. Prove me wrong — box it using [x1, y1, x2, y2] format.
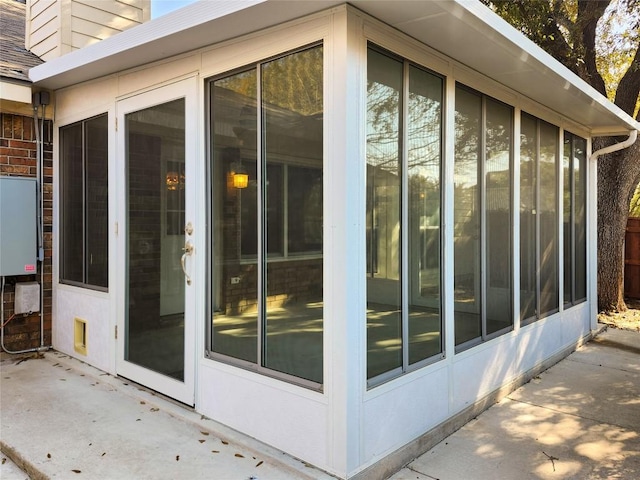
[482, 0, 640, 116]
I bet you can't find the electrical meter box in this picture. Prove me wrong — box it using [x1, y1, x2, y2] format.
[0, 177, 38, 276]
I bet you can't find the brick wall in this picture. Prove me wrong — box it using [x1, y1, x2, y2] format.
[0, 112, 53, 352]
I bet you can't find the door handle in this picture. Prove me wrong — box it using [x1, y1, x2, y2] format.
[181, 240, 194, 285]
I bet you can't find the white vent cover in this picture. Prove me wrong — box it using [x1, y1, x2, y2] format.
[15, 282, 40, 314]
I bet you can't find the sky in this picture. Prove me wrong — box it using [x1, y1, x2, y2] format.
[152, 0, 199, 19]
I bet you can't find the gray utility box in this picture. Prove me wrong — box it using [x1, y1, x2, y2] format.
[0, 177, 38, 276]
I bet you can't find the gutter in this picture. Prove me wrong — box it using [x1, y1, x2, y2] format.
[589, 130, 638, 161]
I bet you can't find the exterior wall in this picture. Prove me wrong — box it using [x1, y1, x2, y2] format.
[0, 112, 53, 352]
[25, 0, 150, 60]
[47, 5, 598, 479]
[51, 78, 115, 373]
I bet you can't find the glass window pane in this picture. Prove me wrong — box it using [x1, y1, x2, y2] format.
[539, 121, 559, 316]
[454, 86, 482, 346]
[485, 99, 512, 335]
[574, 137, 587, 301]
[262, 46, 323, 383]
[125, 98, 185, 380]
[563, 135, 572, 304]
[211, 69, 259, 364]
[407, 65, 442, 364]
[85, 115, 109, 288]
[366, 48, 403, 379]
[60, 123, 84, 284]
[288, 166, 322, 255]
[520, 114, 537, 321]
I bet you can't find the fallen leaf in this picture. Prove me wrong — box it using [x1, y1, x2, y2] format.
[235, 453, 244, 458]
[71, 469, 81, 473]
[256, 461, 263, 467]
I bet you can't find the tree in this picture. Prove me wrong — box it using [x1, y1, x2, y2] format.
[482, 0, 640, 312]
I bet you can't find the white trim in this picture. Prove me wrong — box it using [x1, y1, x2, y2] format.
[30, 1, 639, 136]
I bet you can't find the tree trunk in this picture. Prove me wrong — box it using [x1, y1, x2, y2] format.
[597, 139, 640, 312]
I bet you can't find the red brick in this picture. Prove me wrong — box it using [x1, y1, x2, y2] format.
[3, 165, 30, 174]
[8, 139, 36, 150]
[0, 147, 29, 157]
[2, 113, 13, 138]
[12, 116, 23, 139]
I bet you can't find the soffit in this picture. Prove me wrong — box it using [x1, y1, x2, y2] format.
[28, 0, 639, 135]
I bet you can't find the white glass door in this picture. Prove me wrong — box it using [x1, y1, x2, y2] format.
[116, 79, 197, 405]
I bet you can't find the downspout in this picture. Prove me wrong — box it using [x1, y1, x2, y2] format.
[587, 129, 639, 331]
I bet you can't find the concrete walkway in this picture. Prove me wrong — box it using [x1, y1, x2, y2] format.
[391, 327, 640, 480]
[1, 327, 639, 479]
[0, 350, 334, 480]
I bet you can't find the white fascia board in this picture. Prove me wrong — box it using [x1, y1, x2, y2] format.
[0, 80, 32, 104]
[29, 0, 639, 135]
[444, 0, 639, 135]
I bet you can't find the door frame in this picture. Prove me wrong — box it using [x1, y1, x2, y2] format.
[115, 77, 199, 405]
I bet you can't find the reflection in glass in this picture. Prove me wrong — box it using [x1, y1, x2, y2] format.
[539, 121, 559, 316]
[574, 137, 587, 301]
[126, 98, 186, 381]
[366, 49, 403, 379]
[485, 99, 512, 335]
[520, 113, 537, 321]
[211, 69, 259, 364]
[407, 65, 442, 365]
[454, 87, 513, 345]
[563, 133, 587, 305]
[263, 46, 324, 384]
[210, 46, 323, 385]
[454, 86, 482, 345]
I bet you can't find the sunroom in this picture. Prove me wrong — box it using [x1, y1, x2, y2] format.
[30, 1, 639, 478]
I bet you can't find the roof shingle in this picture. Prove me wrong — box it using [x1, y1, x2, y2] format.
[0, 0, 43, 83]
